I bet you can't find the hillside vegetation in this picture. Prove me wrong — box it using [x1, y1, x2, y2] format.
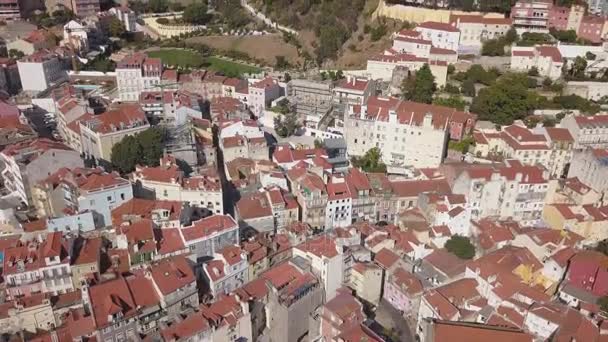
[253, 0, 366, 63]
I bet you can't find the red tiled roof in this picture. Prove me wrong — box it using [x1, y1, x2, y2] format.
[160, 311, 210, 341]
[391, 266, 423, 295]
[418, 21, 460, 32]
[424, 249, 466, 277]
[79, 104, 148, 135]
[125, 270, 161, 308]
[545, 127, 573, 142]
[111, 198, 182, 224]
[182, 215, 237, 242]
[450, 14, 512, 25]
[89, 277, 137, 328]
[219, 245, 243, 266]
[390, 179, 451, 198]
[335, 77, 370, 92]
[155, 228, 186, 255]
[296, 235, 338, 258]
[537, 46, 563, 63]
[424, 290, 459, 319]
[374, 247, 399, 269]
[431, 320, 533, 342]
[79, 172, 129, 191]
[150, 256, 195, 295]
[236, 192, 273, 220]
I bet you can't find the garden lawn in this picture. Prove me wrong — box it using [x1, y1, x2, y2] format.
[147, 49, 261, 77]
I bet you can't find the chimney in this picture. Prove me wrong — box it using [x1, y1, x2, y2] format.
[389, 110, 397, 124]
[423, 113, 433, 127]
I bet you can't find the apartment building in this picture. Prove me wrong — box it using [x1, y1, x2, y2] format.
[262, 262, 324, 342]
[561, 114, 608, 149]
[445, 160, 551, 226]
[132, 156, 223, 214]
[0, 138, 82, 205]
[111, 197, 187, 228]
[567, 148, 608, 194]
[109, 6, 137, 32]
[325, 174, 353, 229]
[313, 291, 365, 341]
[366, 53, 449, 86]
[203, 245, 249, 298]
[543, 203, 608, 243]
[415, 21, 460, 52]
[473, 124, 574, 178]
[248, 77, 281, 117]
[79, 103, 150, 162]
[510, 0, 553, 33]
[33, 167, 133, 227]
[235, 187, 299, 233]
[70, 0, 100, 17]
[116, 53, 162, 101]
[287, 168, 328, 230]
[139, 90, 203, 125]
[0, 0, 20, 21]
[345, 96, 475, 168]
[293, 235, 344, 301]
[587, 0, 608, 15]
[449, 15, 512, 54]
[209, 96, 249, 124]
[332, 76, 375, 114]
[70, 237, 102, 289]
[221, 134, 268, 163]
[181, 214, 240, 262]
[17, 51, 68, 93]
[149, 256, 199, 317]
[201, 294, 253, 342]
[349, 262, 383, 305]
[511, 46, 564, 80]
[8, 30, 56, 56]
[4, 232, 73, 300]
[287, 79, 333, 124]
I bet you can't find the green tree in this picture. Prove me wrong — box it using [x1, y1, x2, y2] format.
[586, 51, 597, 60]
[51, 9, 75, 25]
[481, 38, 506, 56]
[138, 127, 165, 166]
[470, 73, 541, 125]
[527, 66, 539, 76]
[351, 147, 387, 173]
[274, 111, 301, 138]
[314, 139, 325, 148]
[445, 235, 475, 259]
[8, 49, 24, 59]
[170, 2, 185, 11]
[550, 28, 577, 43]
[370, 23, 387, 41]
[448, 135, 475, 153]
[110, 128, 165, 173]
[433, 95, 467, 110]
[148, 0, 169, 13]
[504, 27, 518, 44]
[401, 64, 436, 104]
[461, 79, 476, 97]
[570, 56, 587, 78]
[108, 17, 126, 37]
[111, 135, 143, 173]
[183, 2, 211, 24]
